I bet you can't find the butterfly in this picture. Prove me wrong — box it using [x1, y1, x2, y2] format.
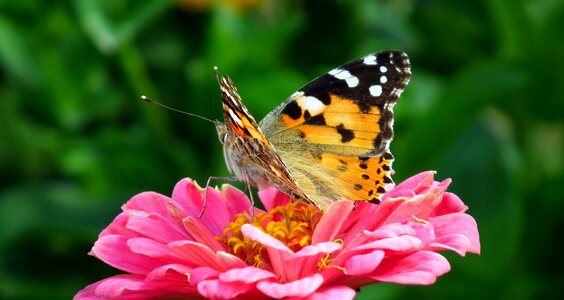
[215, 51, 411, 211]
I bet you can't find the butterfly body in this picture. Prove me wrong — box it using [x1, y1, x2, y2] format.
[216, 51, 411, 211]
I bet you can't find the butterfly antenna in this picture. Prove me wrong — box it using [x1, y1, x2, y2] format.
[141, 95, 215, 124]
[213, 66, 221, 84]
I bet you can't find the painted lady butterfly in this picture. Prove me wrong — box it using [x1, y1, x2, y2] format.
[216, 51, 411, 211]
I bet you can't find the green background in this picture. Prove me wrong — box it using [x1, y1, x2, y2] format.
[0, 0, 562, 299]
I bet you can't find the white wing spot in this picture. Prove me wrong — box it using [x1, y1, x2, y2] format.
[345, 76, 359, 88]
[363, 55, 377, 65]
[228, 109, 242, 124]
[328, 68, 339, 76]
[328, 68, 359, 88]
[369, 85, 382, 97]
[380, 76, 388, 84]
[296, 96, 326, 115]
[380, 66, 387, 73]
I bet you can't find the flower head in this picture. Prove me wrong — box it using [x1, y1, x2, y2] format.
[75, 171, 480, 299]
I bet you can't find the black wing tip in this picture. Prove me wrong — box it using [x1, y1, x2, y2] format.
[373, 51, 410, 70]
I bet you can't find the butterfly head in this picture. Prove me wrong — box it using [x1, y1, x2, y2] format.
[215, 121, 228, 145]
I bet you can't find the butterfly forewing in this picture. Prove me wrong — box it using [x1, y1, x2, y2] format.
[259, 51, 411, 210]
[217, 74, 316, 206]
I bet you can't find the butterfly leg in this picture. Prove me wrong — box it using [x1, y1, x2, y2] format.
[199, 176, 240, 218]
[245, 181, 255, 219]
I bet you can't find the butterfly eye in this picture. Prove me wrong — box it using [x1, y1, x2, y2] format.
[215, 123, 228, 144]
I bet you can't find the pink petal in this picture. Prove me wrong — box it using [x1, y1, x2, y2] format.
[258, 186, 292, 211]
[354, 235, 423, 252]
[409, 222, 437, 247]
[384, 171, 435, 200]
[344, 250, 385, 276]
[168, 240, 246, 271]
[343, 202, 428, 252]
[384, 188, 445, 224]
[431, 192, 469, 216]
[189, 267, 220, 285]
[219, 266, 276, 283]
[171, 178, 205, 217]
[436, 178, 452, 189]
[337, 202, 387, 248]
[127, 237, 185, 263]
[198, 267, 276, 299]
[312, 201, 355, 244]
[183, 216, 226, 252]
[121, 193, 189, 233]
[287, 242, 342, 280]
[240, 223, 289, 251]
[168, 240, 223, 270]
[122, 192, 177, 219]
[241, 224, 293, 280]
[91, 235, 162, 275]
[146, 263, 191, 282]
[291, 242, 342, 259]
[74, 274, 145, 299]
[304, 286, 356, 300]
[221, 184, 253, 217]
[99, 213, 139, 239]
[382, 188, 416, 201]
[429, 213, 480, 255]
[171, 178, 234, 234]
[371, 251, 451, 285]
[126, 212, 189, 244]
[172, 179, 251, 236]
[354, 199, 403, 236]
[198, 279, 255, 299]
[75, 274, 197, 299]
[428, 234, 472, 255]
[363, 223, 416, 240]
[216, 251, 248, 269]
[257, 274, 324, 298]
[197, 186, 234, 233]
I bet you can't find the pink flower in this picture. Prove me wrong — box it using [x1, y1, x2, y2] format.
[75, 171, 480, 299]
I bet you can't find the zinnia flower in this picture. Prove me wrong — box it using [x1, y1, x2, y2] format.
[75, 171, 480, 299]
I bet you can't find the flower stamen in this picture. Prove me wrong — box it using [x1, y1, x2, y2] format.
[317, 238, 344, 271]
[220, 202, 323, 271]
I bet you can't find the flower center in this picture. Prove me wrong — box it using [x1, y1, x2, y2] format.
[220, 202, 323, 270]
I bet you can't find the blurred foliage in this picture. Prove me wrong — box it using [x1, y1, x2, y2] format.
[0, 0, 562, 299]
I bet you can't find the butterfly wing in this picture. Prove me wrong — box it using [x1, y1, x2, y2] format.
[217, 75, 315, 204]
[260, 51, 411, 210]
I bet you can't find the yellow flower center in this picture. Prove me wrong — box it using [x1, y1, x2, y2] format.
[220, 202, 323, 270]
